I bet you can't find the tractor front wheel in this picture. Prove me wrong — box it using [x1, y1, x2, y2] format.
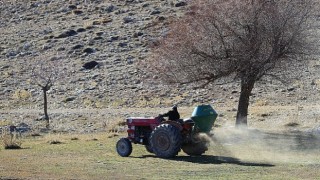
[116, 138, 132, 157]
[150, 124, 182, 158]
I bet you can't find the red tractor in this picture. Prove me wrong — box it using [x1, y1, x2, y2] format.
[116, 105, 217, 158]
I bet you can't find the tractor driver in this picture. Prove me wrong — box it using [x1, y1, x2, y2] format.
[160, 105, 180, 121]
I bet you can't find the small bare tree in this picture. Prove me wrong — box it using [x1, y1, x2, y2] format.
[144, 0, 319, 127]
[31, 56, 66, 128]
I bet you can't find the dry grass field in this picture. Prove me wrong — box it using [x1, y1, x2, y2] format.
[1, 105, 319, 180]
[0, 130, 319, 180]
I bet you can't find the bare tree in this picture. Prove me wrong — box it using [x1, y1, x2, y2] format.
[144, 0, 319, 127]
[31, 56, 66, 128]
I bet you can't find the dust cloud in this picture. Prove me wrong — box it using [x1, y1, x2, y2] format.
[204, 124, 320, 164]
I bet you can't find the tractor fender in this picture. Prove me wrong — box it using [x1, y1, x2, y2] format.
[161, 120, 183, 131]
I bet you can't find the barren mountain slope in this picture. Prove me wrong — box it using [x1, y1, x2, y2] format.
[0, 0, 193, 109]
[0, 0, 320, 132]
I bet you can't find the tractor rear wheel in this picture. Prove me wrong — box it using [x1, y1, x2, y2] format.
[150, 124, 182, 158]
[116, 138, 132, 157]
[145, 145, 153, 153]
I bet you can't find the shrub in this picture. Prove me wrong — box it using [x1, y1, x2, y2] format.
[1, 129, 22, 149]
[12, 89, 31, 100]
[48, 140, 63, 144]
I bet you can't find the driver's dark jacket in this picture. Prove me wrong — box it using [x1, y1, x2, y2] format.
[162, 109, 180, 120]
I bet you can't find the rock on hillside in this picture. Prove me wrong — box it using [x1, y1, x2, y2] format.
[0, 0, 320, 113]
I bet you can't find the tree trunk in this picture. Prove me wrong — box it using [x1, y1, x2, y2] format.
[236, 77, 256, 127]
[43, 87, 49, 128]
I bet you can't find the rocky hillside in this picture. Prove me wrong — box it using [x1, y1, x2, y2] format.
[0, 0, 189, 109]
[1, 0, 320, 112]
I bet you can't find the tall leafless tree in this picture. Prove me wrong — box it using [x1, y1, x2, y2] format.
[144, 0, 319, 127]
[31, 56, 65, 128]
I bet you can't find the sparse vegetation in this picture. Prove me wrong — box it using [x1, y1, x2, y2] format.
[0, 120, 12, 127]
[12, 89, 31, 100]
[1, 129, 22, 149]
[48, 140, 63, 144]
[71, 137, 79, 141]
[108, 119, 127, 133]
[286, 122, 300, 127]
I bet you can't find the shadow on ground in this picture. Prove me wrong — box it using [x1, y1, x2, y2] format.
[135, 155, 274, 167]
[174, 155, 275, 167]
